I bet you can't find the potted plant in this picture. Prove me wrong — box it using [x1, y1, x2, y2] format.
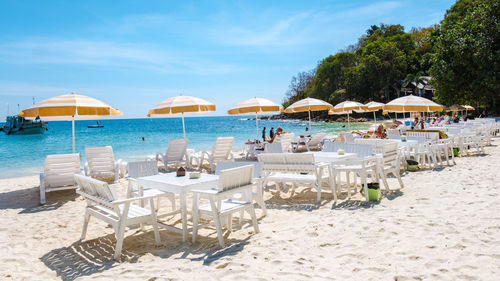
[406, 159, 419, 172]
[367, 182, 380, 201]
[453, 147, 459, 157]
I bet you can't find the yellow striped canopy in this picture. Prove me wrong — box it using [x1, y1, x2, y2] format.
[446, 104, 465, 112]
[463, 105, 475, 110]
[331, 101, 367, 113]
[365, 101, 385, 111]
[227, 98, 282, 115]
[148, 95, 215, 117]
[284, 97, 333, 113]
[328, 109, 352, 115]
[384, 95, 443, 112]
[18, 93, 122, 120]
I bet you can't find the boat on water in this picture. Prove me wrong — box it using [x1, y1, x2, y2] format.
[0, 115, 48, 135]
[88, 121, 104, 128]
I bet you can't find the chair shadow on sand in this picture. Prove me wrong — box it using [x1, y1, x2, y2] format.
[0, 185, 77, 214]
[40, 223, 254, 280]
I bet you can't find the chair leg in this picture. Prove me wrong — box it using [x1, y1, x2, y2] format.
[40, 185, 46, 205]
[81, 211, 91, 240]
[192, 210, 199, 244]
[361, 171, 369, 202]
[346, 172, 351, 199]
[396, 170, 404, 189]
[213, 213, 225, 247]
[114, 222, 127, 261]
[149, 198, 161, 246]
[248, 206, 260, 234]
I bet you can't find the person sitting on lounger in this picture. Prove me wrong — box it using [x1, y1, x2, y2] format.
[268, 127, 284, 143]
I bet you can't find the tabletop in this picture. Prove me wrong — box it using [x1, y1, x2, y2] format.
[137, 172, 219, 193]
[312, 152, 357, 163]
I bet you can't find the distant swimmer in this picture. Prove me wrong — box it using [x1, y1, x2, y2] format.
[142, 137, 145, 141]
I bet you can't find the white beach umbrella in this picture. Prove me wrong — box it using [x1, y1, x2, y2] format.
[148, 95, 216, 139]
[330, 101, 367, 128]
[365, 101, 384, 122]
[384, 95, 443, 121]
[284, 97, 333, 131]
[227, 97, 283, 139]
[18, 93, 123, 153]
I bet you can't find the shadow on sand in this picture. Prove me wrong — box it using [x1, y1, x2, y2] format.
[0, 185, 77, 213]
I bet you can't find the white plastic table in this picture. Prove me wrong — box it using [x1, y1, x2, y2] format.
[137, 172, 219, 242]
[312, 152, 357, 163]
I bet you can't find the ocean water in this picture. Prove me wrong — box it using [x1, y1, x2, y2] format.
[0, 116, 370, 178]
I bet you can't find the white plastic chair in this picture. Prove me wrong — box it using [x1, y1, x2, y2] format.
[39, 153, 82, 204]
[194, 137, 234, 172]
[75, 174, 161, 261]
[191, 165, 260, 247]
[156, 138, 190, 171]
[84, 146, 123, 183]
[276, 133, 295, 152]
[126, 160, 177, 219]
[296, 132, 327, 151]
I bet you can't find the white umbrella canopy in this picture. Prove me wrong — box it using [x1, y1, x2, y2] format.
[331, 101, 367, 128]
[227, 97, 283, 139]
[18, 93, 123, 153]
[148, 95, 216, 138]
[384, 95, 443, 113]
[284, 97, 333, 131]
[365, 101, 385, 121]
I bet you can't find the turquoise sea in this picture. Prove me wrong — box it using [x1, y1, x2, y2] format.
[0, 116, 370, 178]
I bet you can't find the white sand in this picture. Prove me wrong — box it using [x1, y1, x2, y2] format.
[1, 139, 499, 280]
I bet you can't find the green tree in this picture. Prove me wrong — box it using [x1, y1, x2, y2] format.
[431, 0, 500, 108]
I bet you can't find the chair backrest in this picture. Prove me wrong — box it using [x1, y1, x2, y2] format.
[211, 137, 234, 161]
[215, 161, 261, 178]
[128, 161, 158, 179]
[165, 138, 188, 161]
[354, 139, 396, 154]
[264, 142, 283, 153]
[308, 133, 327, 146]
[85, 146, 116, 175]
[345, 134, 355, 143]
[406, 136, 426, 143]
[277, 133, 294, 152]
[322, 141, 347, 152]
[388, 134, 402, 140]
[386, 128, 401, 136]
[75, 174, 116, 208]
[406, 131, 439, 141]
[345, 143, 373, 158]
[218, 165, 254, 192]
[44, 153, 81, 187]
[284, 153, 315, 173]
[258, 153, 288, 173]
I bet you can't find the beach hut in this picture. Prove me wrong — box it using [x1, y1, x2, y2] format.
[227, 97, 283, 139]
[284, 97, 333, 132]
[148, 95, 215, 139]
[18, 93, 122, 153]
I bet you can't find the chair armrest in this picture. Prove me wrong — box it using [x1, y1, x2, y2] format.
[111, 194, 158, 205]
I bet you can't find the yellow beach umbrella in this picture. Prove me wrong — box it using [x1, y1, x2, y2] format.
[331, 101, 367, 128]
[284, 97, 333, 131]
[365, 101, 385, 122]
[384, 95, 443, 113]
[18, 93, 123, 153]
[227, 97, 283, 139]
[446, 104, 465, 112]
[148, 94, 215, 138]
[463, 105, 474, 114]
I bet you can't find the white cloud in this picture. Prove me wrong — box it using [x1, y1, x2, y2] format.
[0, 38, 237, 75]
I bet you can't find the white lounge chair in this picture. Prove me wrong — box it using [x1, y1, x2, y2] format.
[126, 160, 176, 218]
[354, 139, 404, 190]
[39, 153, 82, 205]
[156, 138, 190, 171]
[191, 165, 260, 247]
[84, 146, 123, 183]
[75, 174, 161, 261]
[296, 133, 327, 151]
[275, 133, 294, 152]
[195, 137, 234, 172]
[258, 153, 331, 202]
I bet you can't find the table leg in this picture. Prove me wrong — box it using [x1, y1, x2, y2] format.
[181, 191, 188, 242]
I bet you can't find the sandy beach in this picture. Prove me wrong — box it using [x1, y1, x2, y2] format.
[0, 138, 499, 280]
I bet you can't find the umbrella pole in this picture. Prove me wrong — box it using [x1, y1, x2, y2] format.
[182, 113, 186, 139]
[348, 113, 350, 129]
[72, 117, 75, 153]
[308, 110, 311, 132]
[373, 111, 376, 122]
[256, 113, 259, 140]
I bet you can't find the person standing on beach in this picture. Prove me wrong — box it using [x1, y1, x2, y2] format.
[262, 127, 266, 142]
[270, 127, 274, 140]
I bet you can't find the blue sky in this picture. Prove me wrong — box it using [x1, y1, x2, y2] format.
[0, 0, 454, 120]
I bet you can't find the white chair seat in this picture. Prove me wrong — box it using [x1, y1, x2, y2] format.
[265, 173, 317, 183]
[198, 200, 250, 214]
[130, 188, 172, 198]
